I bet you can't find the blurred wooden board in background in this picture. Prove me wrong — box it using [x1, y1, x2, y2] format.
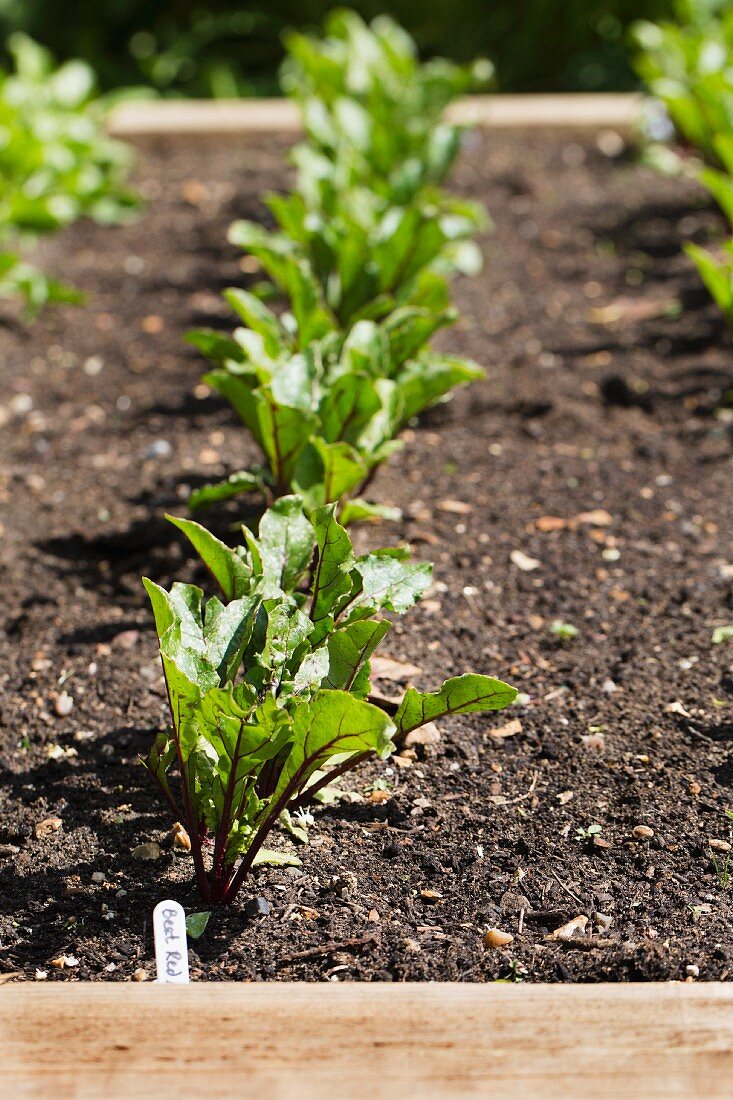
[108, 93, 641, 137]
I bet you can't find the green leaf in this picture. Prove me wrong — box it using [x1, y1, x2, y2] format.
[203, 594, 261, 684]
[396, 355, 484, 423]
[341, 320, 391, 376]
[712, 625, 733, 645]
[349, 551, 433, 615]
[261, 599, 314, 677]
[188, 470, 267, 512]
[384, 306, 455, 368]
[310, 504, 355, 634]
[224, 287, 284, 355]
[185, 328, 243, 365]
[326, 619, 392, 696]
[394, 674, 518, 735]
[253, 388, 318, 490]
[292, 645, 331, 693]
[185, 911, 211, 939]
[251, 849, 303, 868]
[685, 243, 733, 322]
[318, 371, 382, 444]
[303, 438, 369, 507]
[256, 495, 315, 593]
[272, 690, 395, 806]
[142, 578, 218, 694]
[166, 514, 251, 600]
[339, 498, 401, 525]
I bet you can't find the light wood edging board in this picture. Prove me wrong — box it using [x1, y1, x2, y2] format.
[107, 92, 641, 137]
[1, 982, 731, 1099]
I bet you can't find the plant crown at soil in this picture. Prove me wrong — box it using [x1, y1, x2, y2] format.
[143, 499, 517, 905]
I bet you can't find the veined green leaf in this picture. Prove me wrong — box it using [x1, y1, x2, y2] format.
[224, 288, 285, 356]
[348, 551, 433, 616]
[310, 504, 355, 635]
[166, 514, 252, 600]
[188, 469, 267, 512]
[396, 354, 484, 422]
[271, 690, 395, 806]
[326, 619, 392, 696]
[395, 674, 518, 735]
[256, 495, 314, 592]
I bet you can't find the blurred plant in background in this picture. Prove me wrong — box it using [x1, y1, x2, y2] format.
[632, 0, 733, 165]
[633, 0, 733, 328]
[0, 33, 137, 313]
[0, 0, 676, 98]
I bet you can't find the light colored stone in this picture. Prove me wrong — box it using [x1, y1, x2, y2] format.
[483, 929, 514, 949]
[131, 842, 161, 861]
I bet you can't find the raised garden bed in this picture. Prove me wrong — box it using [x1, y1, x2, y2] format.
[1, 115, 732, 985]
[3, 983, 733, 1098]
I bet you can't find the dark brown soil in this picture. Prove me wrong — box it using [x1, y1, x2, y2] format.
[1, 128, 732, 984]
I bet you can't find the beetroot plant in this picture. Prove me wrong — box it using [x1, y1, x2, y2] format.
[143, 498, 516, 905]
[188, 310, 482, 517]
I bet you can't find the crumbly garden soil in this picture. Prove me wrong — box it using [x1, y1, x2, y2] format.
[1, 127, 732, 984]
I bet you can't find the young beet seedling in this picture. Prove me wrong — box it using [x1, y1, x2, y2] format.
[281, 9, 493, 206]
[187, 311, 483, 520]
[143, 497, 516, 906]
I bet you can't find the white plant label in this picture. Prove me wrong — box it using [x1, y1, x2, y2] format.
[153, 900, 189, 984]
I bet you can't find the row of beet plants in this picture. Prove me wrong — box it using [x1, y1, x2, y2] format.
[143, 12, 517, 908]
[634, 2, 733, 324]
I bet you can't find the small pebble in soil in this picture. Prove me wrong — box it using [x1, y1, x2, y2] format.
[708, 839, 732, 853]
[132, 968, 148, 982]
[548, 915, 588, 941]
[633, 826, 655, 840]
[53, 692, 74, 717]
[686, 964, 700, 978]
[510, 549, 541, 572]
[483, 929, 514, 949]
[144, 439, 172, 460]
[91, 872, 106, 884]
[245, 896, 271, 919]
[50, 954, 79, 970]
[170, 822, 192, 851]
[35, 816, 63, 839]
[131, 841, 161, 861]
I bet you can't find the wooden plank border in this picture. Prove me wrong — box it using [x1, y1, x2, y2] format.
[108, 92, 641, 137]
[2, 982, 731, 1099]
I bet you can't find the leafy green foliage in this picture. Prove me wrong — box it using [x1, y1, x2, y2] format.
[632, 1, 733, 163]
[189, 315, 482, 514]
[227, 190, 487, 333]
[185, 12, 490, 520]
[683, 135, 733, 325]
[143, 499, 516, 905]
[0, 34, 137, 312]
[280, 10, 493, 206]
